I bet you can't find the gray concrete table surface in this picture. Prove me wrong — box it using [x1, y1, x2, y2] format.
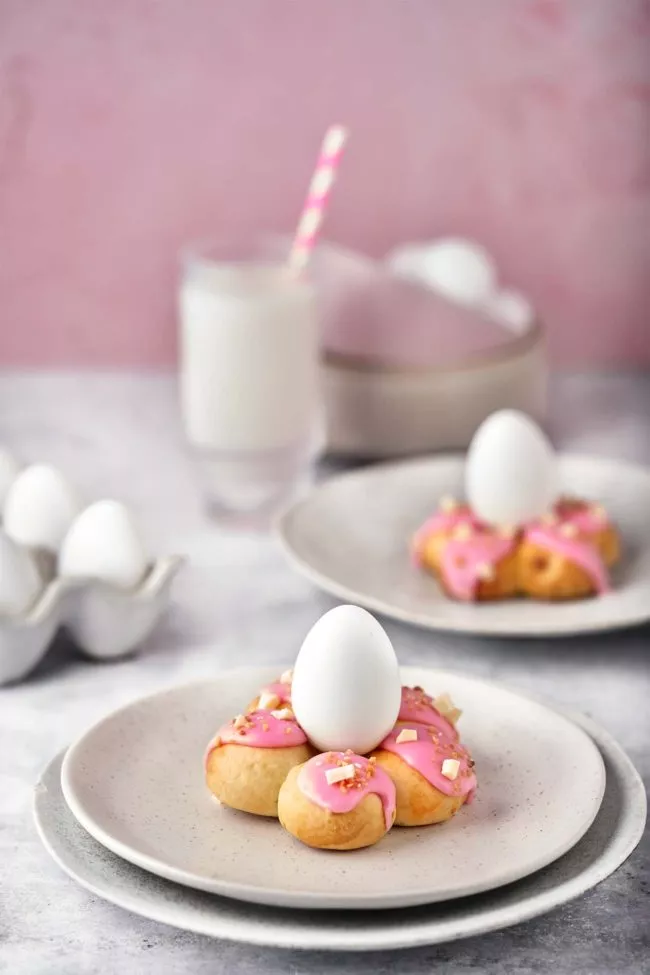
[0, 372, 648, 975]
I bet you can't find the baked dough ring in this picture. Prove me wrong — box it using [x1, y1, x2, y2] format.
[437, 546, 520, 601]
[278, 764, 392, 850]
[206, 742, 312, 817]
[372, 749, 467, 826]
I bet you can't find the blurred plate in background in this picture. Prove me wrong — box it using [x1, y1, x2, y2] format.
[277, 454, 650, 637]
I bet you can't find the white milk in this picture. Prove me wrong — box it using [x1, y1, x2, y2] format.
[179, 264, 320, 454]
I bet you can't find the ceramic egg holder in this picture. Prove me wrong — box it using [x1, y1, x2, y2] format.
[0, 554, 184, 686]
[0, 459, 184, 686]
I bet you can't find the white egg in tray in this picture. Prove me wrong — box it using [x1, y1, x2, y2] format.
[0, 451, 183, 686]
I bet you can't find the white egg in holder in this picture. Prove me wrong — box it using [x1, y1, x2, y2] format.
[291, 604, 401, 754]
[58, 500, 148, 590]
[0, 455, 183, 685]
[3, 463, 82, 552]
[465, 409, 558, 526]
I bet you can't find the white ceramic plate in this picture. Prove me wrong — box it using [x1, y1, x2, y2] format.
[37, 704, 645, 951]
[60, 667, 605, 911]
[278, 455, 650, 636]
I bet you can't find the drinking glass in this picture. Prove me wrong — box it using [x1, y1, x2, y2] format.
[179, 235, 323, 527]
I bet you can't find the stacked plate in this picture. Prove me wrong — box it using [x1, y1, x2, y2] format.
[35, 666, 646, 951]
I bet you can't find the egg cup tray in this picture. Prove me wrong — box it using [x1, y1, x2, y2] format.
[0, 555, 184, 686]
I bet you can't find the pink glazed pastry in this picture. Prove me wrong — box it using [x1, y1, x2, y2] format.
[278, 750, 397, 850]
[372, 722, 477, 827]
[412, 497, 520, 600]
[398, 686, 460, 739]
[413, 496, 621, 602]
[204, 710, 312, 818]
[518, 497, 621, 600]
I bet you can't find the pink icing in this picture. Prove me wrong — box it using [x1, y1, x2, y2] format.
[399, 686, 459, 739]
[204, 710, 307, 768]
[411, 505, 483, 566]
[379, 723, 477, 801]
[297, 751, 396, 831]
[257, 681, 292, 706]
[440, 534, 515, 601]
[553, 498, 610, 536]
[524, 525, 610, 593]
[413, 496, 613, 599]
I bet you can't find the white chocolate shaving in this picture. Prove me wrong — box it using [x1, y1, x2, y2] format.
[476, 561, 496, 581]
[445, 707, 463, 726]
[433, 692, 454, 713]
[452, 523, 473, 541]
[271, 707, 294, 721]
[325, 764, 355, 785]
[439, 495, 458, 514]
[560, 522, 578, 538]
[233, 714, 247, 729]
[433, 693, 462, 725]
[540, 512, 557, 526]
[441, 758, 460, 781]
[590, 503, 606, 521]
[258, 691, 281, 711]
[279, 668, 293, 685]
[396, 728, 418, 744]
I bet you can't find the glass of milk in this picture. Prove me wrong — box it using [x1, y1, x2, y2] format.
[179, 235, 323, 526]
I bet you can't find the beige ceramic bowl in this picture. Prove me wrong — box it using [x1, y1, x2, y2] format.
[322, 322, 547, 458]
[310, 240, 547, 458]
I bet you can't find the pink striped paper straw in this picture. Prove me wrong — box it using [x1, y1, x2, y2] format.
[288, 125, 348, 273]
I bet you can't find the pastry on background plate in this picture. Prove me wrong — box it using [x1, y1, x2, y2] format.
[411, 499, 483, 575]
[205, 709, 312, 817]
[518, 498, 620, 600]
[412, 500, 519, 602]
[278, 751, 396, 850]
[412, 410, 621, 603]
[372, 723, 477, 827]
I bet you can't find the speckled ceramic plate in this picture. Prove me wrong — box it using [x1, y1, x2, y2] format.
[36, 693, 645, 951]
[277, 455, 650, 637]
[59, 667, 605, 911]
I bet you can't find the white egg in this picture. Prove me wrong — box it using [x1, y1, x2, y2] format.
[385, 244, 431, 285]
[3, 464, 81, 552]
[0, 531, 43, 616]
[465, 410, 557, 526]
[291, 605, 401, 754]
[420, 238, 497, 307]
[486, 289, 534, 332]
[0, 449, 20, 507]
[58, 500, 148, 589]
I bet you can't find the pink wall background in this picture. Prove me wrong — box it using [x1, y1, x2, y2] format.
[0, 0, 649, 368]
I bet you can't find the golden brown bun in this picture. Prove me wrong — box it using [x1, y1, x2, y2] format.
[278, 764, 392, 850]
[418, 531, 448, 576]
[206, 742, 312, 817]
[517, 539, 595, 599]
[419, 514, 621, 603]
[595, 524, 621, 568]
[517, 522, 621, 600]
[433, 546, 519, 602]
[372, 750, 466, 826]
